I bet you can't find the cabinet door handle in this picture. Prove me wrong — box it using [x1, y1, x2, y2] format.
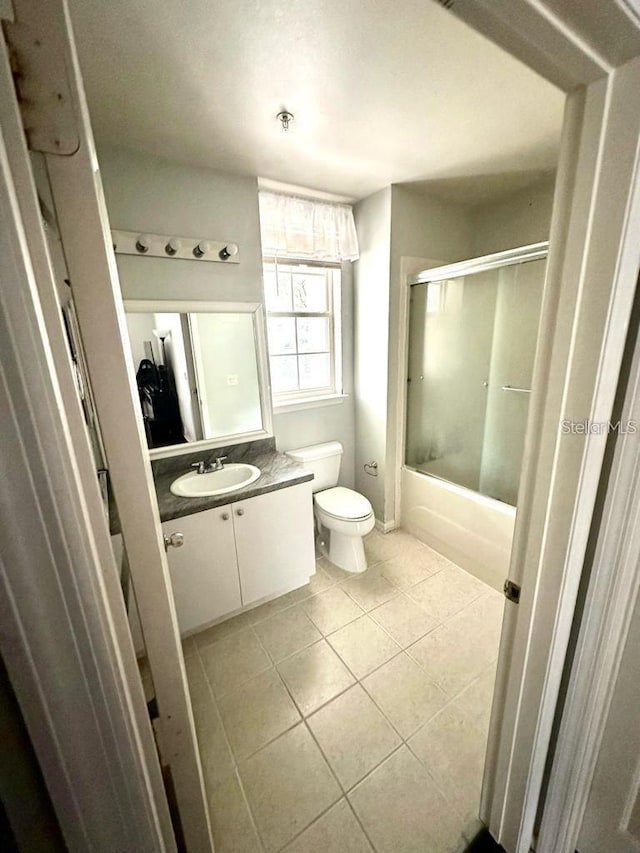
[235, 508, 244, 516]
[163, 532, 184, 551]
[221, 512, 230, 521]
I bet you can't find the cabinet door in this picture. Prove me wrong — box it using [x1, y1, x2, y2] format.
[161, 505, 241, 634]
[233, 482, 315, 606]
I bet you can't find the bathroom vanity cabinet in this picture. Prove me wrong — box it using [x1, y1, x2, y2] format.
[154, 480, 315, 636]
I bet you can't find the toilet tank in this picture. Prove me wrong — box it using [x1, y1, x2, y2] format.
[286, 441, 343, 493]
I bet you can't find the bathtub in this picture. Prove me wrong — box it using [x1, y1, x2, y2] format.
[400, 466, 515, 592]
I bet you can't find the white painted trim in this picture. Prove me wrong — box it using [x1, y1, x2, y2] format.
[448, 0, 611, 90]
[375, 518, 398, 534]
[273, 393, 348, 413]
[9, 1, 213, 848]
[537, 277, 640, 852]
[480, 59, 640, 853]
[0, 39, 173, 851]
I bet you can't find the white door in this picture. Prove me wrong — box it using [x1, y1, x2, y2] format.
[162, 507, 241, 634]
[577, 588, 640, 853]
[2, 2, 213, 850]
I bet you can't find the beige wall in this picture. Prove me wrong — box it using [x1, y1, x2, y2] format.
[470, 175, 556, 255]
[353, 189, 392, 519]
[98, 145, 263, 302]
[385, 186, 472, 523]
[99, 145, 355, 480]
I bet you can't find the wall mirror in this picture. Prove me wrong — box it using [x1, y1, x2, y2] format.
[123, 300, 273, 458]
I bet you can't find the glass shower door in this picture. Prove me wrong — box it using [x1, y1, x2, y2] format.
[405, 256, 546, 506]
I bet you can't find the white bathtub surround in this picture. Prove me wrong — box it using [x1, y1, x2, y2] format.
[400, 467, 515, 592]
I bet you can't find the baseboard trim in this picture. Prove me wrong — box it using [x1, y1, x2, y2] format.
[375, 518, 398, 534]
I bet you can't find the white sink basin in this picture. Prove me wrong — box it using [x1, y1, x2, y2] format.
[170, 463, 261, 498]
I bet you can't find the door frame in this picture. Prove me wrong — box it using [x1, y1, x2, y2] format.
[387, 5, 640, 851]
[536, 270, 640, 849]
[0, 41, 174, 853]
[1, 1, 213, 850]
[434, 5, 640, 852]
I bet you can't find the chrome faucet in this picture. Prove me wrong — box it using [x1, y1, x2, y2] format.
[191, 456, 227, 475]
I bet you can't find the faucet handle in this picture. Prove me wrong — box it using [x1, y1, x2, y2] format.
[191, 460, 206, 474]
[214, 455, 228, 469]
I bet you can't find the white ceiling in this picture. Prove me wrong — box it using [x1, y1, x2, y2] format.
[69, 0, 565, 203]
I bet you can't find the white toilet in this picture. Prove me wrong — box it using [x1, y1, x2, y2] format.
[286, 441, 375, 573]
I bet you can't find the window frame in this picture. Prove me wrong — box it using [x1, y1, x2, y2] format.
[262, 256, 343, 408]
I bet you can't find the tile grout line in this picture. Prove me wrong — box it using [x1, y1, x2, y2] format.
[192, 546, 449, 654]
[343, 795, 379, 853]
[188, 532, 500, 852]
[404, 734, 478, 828]
[278, 657, 356, 721]
[193, 637, 268, 853]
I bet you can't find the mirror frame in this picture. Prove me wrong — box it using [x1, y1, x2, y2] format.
[124, 300, 273, 459]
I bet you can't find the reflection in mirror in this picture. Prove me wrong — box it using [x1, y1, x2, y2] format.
[124, 310, 263, 450]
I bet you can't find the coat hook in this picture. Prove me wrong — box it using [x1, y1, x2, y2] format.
[165, 237, 182, 256]
[135, 234, 151, 253]
[193, 240, 212, 258]
[219, 242, 239, 260]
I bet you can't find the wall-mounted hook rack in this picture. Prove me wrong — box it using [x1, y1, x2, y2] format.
[111, 230, 240, 264]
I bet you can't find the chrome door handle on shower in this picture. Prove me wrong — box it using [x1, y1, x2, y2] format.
[163, 532, 184, 551]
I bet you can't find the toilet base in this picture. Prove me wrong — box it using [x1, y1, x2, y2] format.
[319, 527, 368, 574]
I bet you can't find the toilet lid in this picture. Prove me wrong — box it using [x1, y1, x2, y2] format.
[315, 487, 373, 521]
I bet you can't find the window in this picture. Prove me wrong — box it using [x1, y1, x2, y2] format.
[263, 258, 342, 405]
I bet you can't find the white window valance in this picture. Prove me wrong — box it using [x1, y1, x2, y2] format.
[259, 191, 360, 262]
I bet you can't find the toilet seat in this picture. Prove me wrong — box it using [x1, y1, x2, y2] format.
[315, 487, 373, 521]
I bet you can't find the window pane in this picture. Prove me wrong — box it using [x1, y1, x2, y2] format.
[297, 317, 330, 353]
[298, 353, 331, 390]
[292, 272, 328, 312]
[267, 317, 296, 355]
[264, 269, 293, 312]
[270, 355, 299, 393]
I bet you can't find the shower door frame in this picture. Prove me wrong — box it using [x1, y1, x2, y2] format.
[408, 242, 549, 286]
[402, 243, 548, 499]
[401, 240, 549, 505]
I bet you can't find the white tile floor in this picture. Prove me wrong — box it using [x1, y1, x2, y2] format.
[180, 529, 504, 853]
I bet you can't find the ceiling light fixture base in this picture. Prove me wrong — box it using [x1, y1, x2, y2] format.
[277, 110, 294, 131]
